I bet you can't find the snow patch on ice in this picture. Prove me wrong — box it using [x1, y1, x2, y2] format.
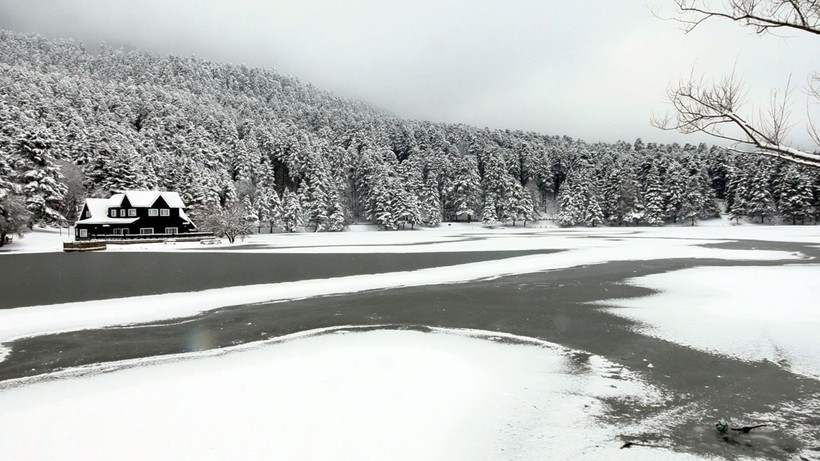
[0, 327, 704, 460]
[600, 265, 820, 379]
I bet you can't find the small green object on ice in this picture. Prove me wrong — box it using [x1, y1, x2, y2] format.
[715, 418, 729, 433]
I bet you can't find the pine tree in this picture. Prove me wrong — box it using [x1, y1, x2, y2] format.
[281, 189, 304, 232]
[481, 196, 498, 226]
[778, 166, 814, 224]
[419, 177, 442, 227]
[746, 167, 776, 223]
[725, 166, 748, 224]
[585, 195, 604, 227]
[663, 162, 685, 223]
[327, 196, 346, 231]
[681, 175, 704, 225]
[242, 195, 257, 229]
[14, 128, 67, 225]
[557, 174, 585, 227]
[643, 164, 665, 226]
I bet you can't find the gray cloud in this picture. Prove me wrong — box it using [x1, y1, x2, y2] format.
[1, 0, 816, 147]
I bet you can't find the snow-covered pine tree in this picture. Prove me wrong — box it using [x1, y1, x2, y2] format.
[419, 177, 442, 227]
[681, 174, 704, 225]
[445, 156, 480, 221]
[585, 195, 604, 227]
[725, 165, 748, 224]
[281, 189, 304, 232]
[14, 128, 67, 225]
[393, 188, 421, 230]
[778, 165, 814, 224]
[557, 173, 585, 227]
[327, 195, 346, 231]
[745, 165, 776, 223]
[605, 167, 639, 226]
[481, 195, 498, 226]
[663, 161, 685, 223]
[242, 195, 257, 229]
[642, 164, 665, 226]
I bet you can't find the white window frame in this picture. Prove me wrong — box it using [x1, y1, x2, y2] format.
[148, 209, 158, 217]
[160, 208, 170, 217]
[78, 229, 88, 238]
[165, 227, 178, 235]
[119, 209, 126, 217]
[110, 209, 117, 218]
[140, 228, 154, 235]
[128, 209, 137, 217]
[85, 211, 91, 218]
[114, 228, 123, 235]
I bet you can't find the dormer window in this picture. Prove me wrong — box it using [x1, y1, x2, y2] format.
[110, 209, 117, 218]
[149, 209, 158, 216]
[119, 209, 126, 217]
[160, 209, 170, 217]
[128, 209, 136, 217]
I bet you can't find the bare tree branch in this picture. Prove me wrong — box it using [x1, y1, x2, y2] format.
[653, 72, 820, 167]
[655, 0, 820, 167]
[667, 0, 820, 35]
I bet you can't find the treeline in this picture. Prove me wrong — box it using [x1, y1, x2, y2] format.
[0, 30, 818, 234]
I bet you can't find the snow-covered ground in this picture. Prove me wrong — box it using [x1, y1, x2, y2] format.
[0, 327, 706, 461]
[4, 222, 820, 255]
[600, 265, 820, 379]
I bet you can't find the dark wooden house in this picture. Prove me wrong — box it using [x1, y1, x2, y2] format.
[75, 191, 198, 240]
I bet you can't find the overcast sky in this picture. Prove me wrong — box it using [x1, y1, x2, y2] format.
[0, 0, 816, 147]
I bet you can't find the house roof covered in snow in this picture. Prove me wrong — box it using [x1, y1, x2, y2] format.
[111, 191, 187, 209]
[76, 191, 191, 225]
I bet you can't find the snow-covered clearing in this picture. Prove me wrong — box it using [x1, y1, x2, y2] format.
[0, 327, 705, 461]
[600, 265, 820, 379]
[0, 230, 805, 348]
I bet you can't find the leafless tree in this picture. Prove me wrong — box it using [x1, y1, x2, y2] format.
[653, 0, 820, 167]
[192, 202, 255, 244]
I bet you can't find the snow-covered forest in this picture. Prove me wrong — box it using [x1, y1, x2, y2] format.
[1, 30, 818, 233]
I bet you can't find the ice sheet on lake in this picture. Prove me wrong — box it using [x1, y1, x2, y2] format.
[0, 238, 802, 347]
[601, 265, 820, 379]
[0, 328, 708, 460]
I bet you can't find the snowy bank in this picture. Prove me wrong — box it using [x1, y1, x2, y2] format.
[600, 265, 820, 379]
[0, 328, 705, 460]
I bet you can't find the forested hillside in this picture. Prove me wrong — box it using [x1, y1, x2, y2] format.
[0, 30, 818, 233]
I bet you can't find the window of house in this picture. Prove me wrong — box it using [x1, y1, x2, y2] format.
[119, 209, 126, 217]
[140, 228, 154, 235]
[122, 228, 129, 235]
[85, 210, 90, 218]
[165, 227, 178, 235]
[114, 228, 124, 235]
[160, 209, 170, 217]
[110, 209, 117, 218]
[78, 229, 88, 238]
[148, 209, 158, 217]
[128, 209, 137, 217]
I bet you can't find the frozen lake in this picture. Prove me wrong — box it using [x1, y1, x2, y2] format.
[1, 226, 818, 460]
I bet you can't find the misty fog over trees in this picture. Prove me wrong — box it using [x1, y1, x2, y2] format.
[1, 30, 818, 235]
